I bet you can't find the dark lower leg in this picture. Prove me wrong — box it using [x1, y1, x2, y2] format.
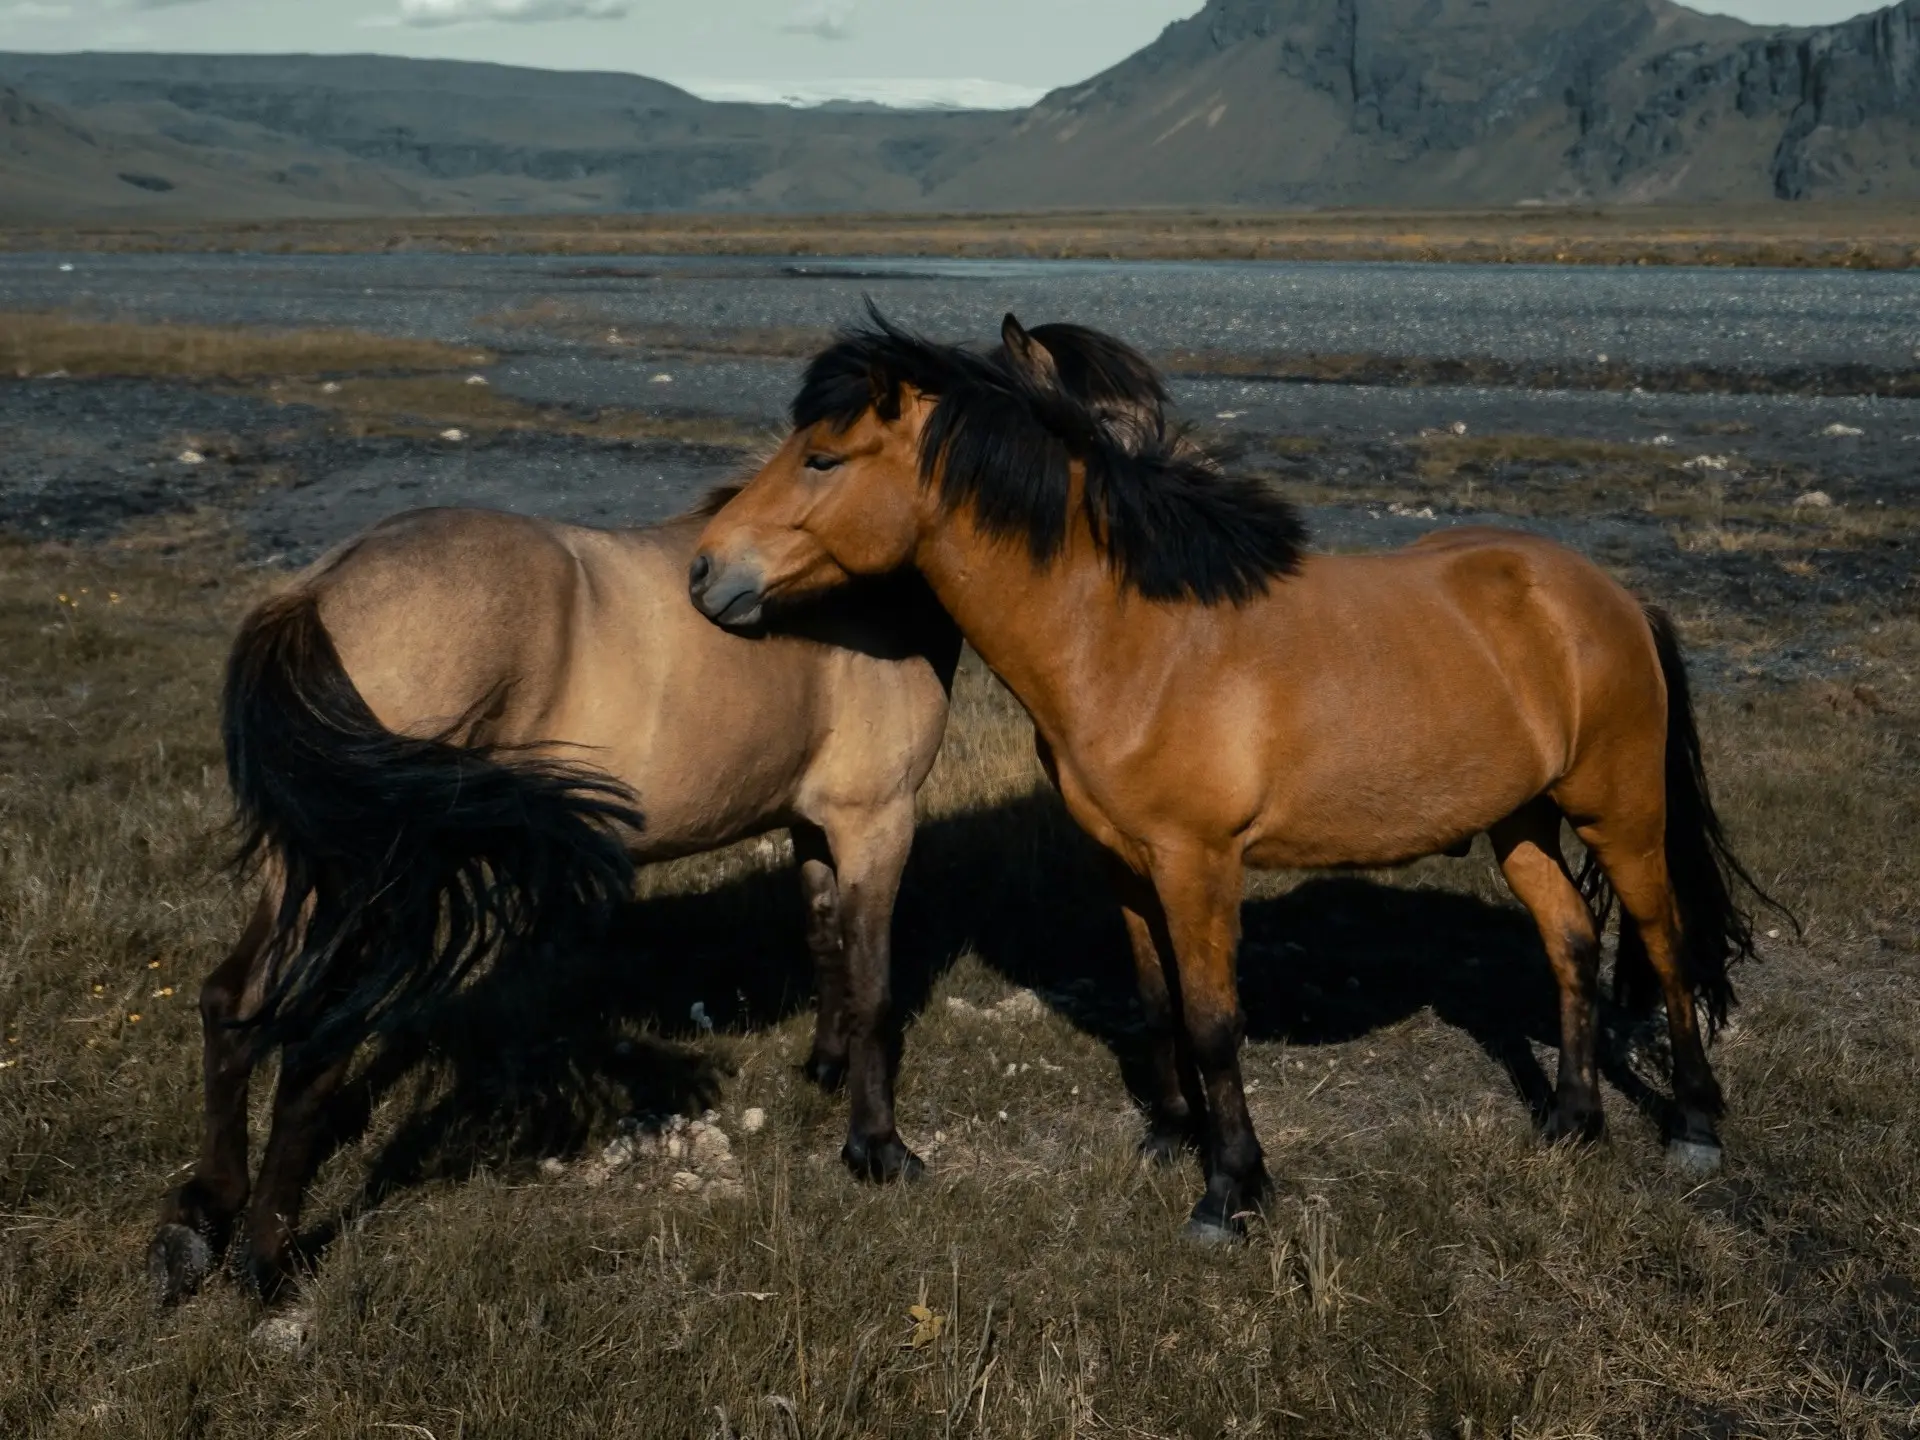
[241, 1045, 354, 1299]
[1492, 807, 1606, 1143]
[1156, 851, 1266, 1239]
[155, 899, 270, 1290]
[1588, 842, 1725, 1157]
[1187, 1006, 1268, 1236]
[1543, 931, 1605, 1142]
[826, 811, 918, 1184]
[1115, 884, 1197, 1163]
[793, 824, 849, 1091]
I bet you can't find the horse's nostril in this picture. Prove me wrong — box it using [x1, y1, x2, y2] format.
[688, 553, 713, 589]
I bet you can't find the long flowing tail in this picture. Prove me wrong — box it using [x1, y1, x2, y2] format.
[223, 590, 643, 1062]
[1591, 606, 1796, 1035]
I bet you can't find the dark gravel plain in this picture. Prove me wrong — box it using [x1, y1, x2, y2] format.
[2, 252, 1914, 688]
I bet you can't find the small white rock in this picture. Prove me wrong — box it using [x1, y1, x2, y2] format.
[1822, 423, 1865, 438]
[650, 373, 674, 384]
[58, 263, 74, 272]
[739, 1107, 766, 1134]
[250, 1310, 312, 1357]
[669, 1170, 704, 1193]
[440, 428, 466, 442]
[1793, 490, 1834, 509]
[465, 374, 490, 386]
[320, 381, 341, 394]
[601, 1135, 637, 1170]
[1681, 454, 1730, 471]
[666, 1135, 685, 1159]
[538, 1156, 566, 1177]
[176, 449, 205, 465]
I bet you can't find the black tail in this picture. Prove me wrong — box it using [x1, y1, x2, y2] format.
[1587, 606, 1795, 1036]
[224, 590, 643, 1063]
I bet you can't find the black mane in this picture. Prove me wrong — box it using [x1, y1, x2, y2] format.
[791, 306, 1306, 605]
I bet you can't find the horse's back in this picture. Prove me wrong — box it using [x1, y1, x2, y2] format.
[303, 507, 588, 740]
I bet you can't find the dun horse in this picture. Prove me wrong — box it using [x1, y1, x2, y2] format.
[691, 310, 1786, 1241]
[150, 498, 962, 1302]
[152, 324, 1165, 1302]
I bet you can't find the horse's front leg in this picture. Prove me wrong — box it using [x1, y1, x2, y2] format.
[819, 802, 920, 1183]
[1105, 858, 1200, 1165]
[792, 822, 851, 1092]
[150, 891, 272, 1305]
[1153, 845, 1269, 1242]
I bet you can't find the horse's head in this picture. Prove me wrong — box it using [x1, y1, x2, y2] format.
[689, 379, 934, 630]
[690, 312, 1072, 629]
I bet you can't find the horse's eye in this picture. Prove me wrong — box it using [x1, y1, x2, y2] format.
[804, 453, 842, 472]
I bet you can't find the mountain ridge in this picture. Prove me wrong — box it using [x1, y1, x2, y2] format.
[2, 0, 1917, 220]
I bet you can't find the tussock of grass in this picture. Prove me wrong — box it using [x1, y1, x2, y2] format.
[0, 310, 492, 381]
[1, 539, 1915, 1437]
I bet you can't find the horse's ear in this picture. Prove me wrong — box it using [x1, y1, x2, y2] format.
[867, 364, 903, 421]
[1002, 312, 1062, 393]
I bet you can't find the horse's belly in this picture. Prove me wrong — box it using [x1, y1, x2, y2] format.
[1244, 731, 1553, 870]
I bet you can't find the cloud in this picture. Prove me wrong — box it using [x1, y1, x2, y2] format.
[117, 0, 219, 9]
[780, 0, 855, 41]
[396, 0, 628, 26]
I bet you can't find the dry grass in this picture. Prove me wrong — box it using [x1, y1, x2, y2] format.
[9, 203, 1920, 268]
[2, 527, 1916, 1438]
[0, 311, 491, 382]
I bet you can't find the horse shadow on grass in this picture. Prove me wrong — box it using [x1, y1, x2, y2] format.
[326, 788, 1668, 1248]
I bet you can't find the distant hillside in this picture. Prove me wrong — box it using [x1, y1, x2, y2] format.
[2, 2, 1917, 221]
[0, 52, 1008, 219]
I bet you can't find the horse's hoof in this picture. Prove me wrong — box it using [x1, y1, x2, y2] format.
[1182, 1212, 1245, 1247]
[1541, 1107, 1605, 1146]
[802, 1055, 847, 1093]
[148, 1224, 213, 1307]
[1667, 1138, 1723, 1175]
[240, 1246, 295, 1303]
[1138, 1130, 1188, 1168]
[842, 1135, 924, 1184]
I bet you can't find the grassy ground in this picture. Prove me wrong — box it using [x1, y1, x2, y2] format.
[1, 515, 1916, 1438]
[6, 204, 1920, 268]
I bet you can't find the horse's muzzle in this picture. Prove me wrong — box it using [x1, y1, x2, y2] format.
[689, 551, 766, 628]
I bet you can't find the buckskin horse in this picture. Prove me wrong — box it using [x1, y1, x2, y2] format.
[150, 322, 1174, 1300]
[689, 309, 1785, 1241]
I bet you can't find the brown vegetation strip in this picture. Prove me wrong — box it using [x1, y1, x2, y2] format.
[0, 310, 491, 381]
[8, 203, 1920, 267]
[1167, 349, 1920, 399]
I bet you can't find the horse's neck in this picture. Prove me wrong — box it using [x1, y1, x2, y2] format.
[913, 516, 1179, 749]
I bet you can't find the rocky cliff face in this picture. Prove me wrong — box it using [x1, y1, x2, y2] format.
[1569, 0, 1920, 199]
[928, 0, 1920, 206]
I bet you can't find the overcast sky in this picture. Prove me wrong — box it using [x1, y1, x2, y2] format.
[0, 0, 1891, 106]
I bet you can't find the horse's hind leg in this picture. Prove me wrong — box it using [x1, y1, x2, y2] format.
[240, 1040, 356, 1299]
[1576, 823, 1725, 1170]
[1489, 800, 1604, 1143]
[150, 890, 272, 1305]
[818, 802, 920, 1183]
[793, 822, 850, 1092]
